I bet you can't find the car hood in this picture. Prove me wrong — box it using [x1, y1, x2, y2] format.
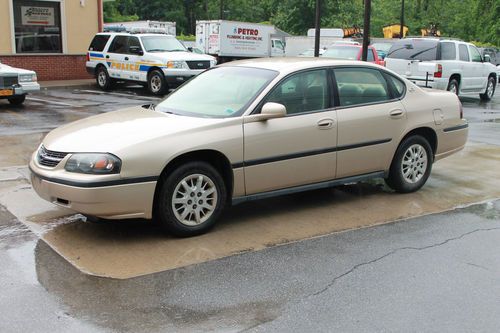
[0, 63, 34, 75]
[42, 106, 228, 153]
[149, 51, 214, 62]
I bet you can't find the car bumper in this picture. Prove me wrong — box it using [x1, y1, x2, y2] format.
[29, 160, 157, 220]
[435, 121, 469, 161]
[161, 68, 206, 87]
[405, 77, 448, 90]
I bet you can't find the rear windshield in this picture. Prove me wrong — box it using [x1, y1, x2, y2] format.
[322, 46, 359, 60]
[88, 35, 110, 52]
[386, 39, 438, 61]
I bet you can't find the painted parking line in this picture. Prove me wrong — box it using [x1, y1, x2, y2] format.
[26, 97, 81, 108]
[79, 89, 161, 101]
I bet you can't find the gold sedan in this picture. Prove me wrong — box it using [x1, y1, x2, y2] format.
[30, 58, 468, 236]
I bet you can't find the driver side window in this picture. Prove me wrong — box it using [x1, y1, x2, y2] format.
[264, 70, 329, 115]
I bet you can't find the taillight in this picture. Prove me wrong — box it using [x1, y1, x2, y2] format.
[86, 52, 90, 62]
[434, 64, 442, 78]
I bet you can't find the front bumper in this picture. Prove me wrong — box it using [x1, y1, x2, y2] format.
[29, 159, 157, 220]
[162, 68, 205, 87]
[0, 82, 40, 98]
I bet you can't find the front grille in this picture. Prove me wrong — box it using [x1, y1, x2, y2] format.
[0, 76, 18, 88]
[37, 145, 68, 168]
[186, 61, 211, 70]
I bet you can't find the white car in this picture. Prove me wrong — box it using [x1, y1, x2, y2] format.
[385, 38, 497, 100]
[86, 29, 217, 95]
[0, 61, 39, 105]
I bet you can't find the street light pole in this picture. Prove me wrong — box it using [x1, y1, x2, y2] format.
[399, 0, 405, 38]
[361, 0, 371, 61]
[314, 0, 321, 57]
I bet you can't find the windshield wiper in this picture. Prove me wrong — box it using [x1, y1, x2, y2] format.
[167, 49, 186, 52]
[147, 49, 168, 52]
[409, 46, 437, 59]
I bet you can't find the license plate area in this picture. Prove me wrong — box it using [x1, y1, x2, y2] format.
[0, 89, 14, 96]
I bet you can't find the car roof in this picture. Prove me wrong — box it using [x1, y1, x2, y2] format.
[96, 32, 175, 38]
[219, 57, 380, 73]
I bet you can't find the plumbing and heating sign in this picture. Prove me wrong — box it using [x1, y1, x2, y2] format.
[220, 23, 274, 57]
[21, 6, 55, 26]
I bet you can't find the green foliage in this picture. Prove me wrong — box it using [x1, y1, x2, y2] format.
[177, 34, 196, 41]
[103, 0, 499, 47]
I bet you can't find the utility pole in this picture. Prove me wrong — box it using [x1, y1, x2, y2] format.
[361, 0, 371, 61]
[399, 0, 405, 38]
[314, 0, 321, 57]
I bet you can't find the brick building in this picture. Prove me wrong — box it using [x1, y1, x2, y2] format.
[0, 0, 104, 80]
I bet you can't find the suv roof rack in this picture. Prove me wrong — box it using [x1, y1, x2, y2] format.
[102, 26, 170, 35]
[404, 36, 464, 41]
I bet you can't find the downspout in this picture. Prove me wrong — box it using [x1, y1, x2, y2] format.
[97, 0, 103, 32]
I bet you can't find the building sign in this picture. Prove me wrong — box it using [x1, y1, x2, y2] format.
[21, 6, 55, 26]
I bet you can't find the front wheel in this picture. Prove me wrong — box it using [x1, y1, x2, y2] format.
[156, 161, 226, 237]
[385, 135, 433, 193]
[147, 70, 168, 95]
[480, 76, 496, 101]
[8, 95, 26, 105]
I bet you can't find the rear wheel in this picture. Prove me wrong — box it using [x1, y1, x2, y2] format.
[480, 76, 496, 101]
[447, 78, 459, 95]
[156, 161, 226, 237]
[96, 66, 114, 91]
[8, 95, 26, 105]
[385, 135, 433, 193]
[148, 69, 167, 95]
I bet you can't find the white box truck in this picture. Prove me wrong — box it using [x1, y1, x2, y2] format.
[196, 20, 285, 62]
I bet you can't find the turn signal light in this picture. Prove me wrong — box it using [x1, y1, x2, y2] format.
[86, 52, 90, 62]
[434, 64, 443, 78]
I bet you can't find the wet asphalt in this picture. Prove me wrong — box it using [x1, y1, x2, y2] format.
[1, 84, 500, 332]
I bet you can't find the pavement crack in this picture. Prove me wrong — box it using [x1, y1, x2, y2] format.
[309, 227, 500, 298]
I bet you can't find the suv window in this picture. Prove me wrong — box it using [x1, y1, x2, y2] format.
[88, 34, 110, 52]
[469, 45, 482, 62]
[367, 49, 375, 61]
[386, 39, 438, 61]
[108, 35, 129, 54]
[458, 44, 470, 61]
[334, 68, 390, 106]
[264, 70, 329, 115]
[439, 42, 456, 60]
[128, 36, 142, 51]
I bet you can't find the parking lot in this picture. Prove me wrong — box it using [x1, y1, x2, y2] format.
[1, 84, 500, 331]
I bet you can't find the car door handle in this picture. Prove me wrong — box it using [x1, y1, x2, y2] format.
[389, 109, 404, 117]
[317, 118, 334, 129]
[124, 57, 129, 61]
[105, 55, 110, 59]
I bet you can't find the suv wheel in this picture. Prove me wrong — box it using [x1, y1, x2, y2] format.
[96, 66, 113, 91]
[385, 135, 433, 193]
[447, 79, 459, 95]
[8, 95, 26, 105]
[148, 70, 167, 95]
[480, 76, 496, 101]
[156, 161, 226, 237]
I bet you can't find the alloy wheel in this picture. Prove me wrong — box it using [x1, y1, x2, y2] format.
[401, 144, 428, 184]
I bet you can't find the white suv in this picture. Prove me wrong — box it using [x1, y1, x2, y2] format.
[385, 38, 497, 100]
[86, 31, 216, 95]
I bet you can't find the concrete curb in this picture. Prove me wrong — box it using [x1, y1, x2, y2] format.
[39, 79, 95, 89]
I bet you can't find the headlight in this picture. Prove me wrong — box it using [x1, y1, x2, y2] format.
[166, 61, 186, 69]
[210, 59, 217, 66]
[65, 153, 121, 174]
[19, 74, 37, 82]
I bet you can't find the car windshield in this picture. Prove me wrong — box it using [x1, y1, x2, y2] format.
[141, 36, 186, 52]
[371, 43, 392, 52]
[322, 46, 359, 59]
[155, 66, 278, 118]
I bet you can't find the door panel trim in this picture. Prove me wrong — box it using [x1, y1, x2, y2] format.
[235, 138, 391, 168]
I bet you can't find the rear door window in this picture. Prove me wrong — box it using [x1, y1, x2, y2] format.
[439, 42, 456, 60]
[458, 44, 470, 61]
[334, 68, 390, 106]
[386, 39, 438, 61]
[88, 34, 110, 52]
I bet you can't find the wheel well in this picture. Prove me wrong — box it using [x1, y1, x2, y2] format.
[401, 127, 437, 156]
[147, 67, 164, 78]
[153, 150, 234, 214]
[449, 74, 461, 86]
[488, 73, 497, 84]
[94, 63, 106, 75]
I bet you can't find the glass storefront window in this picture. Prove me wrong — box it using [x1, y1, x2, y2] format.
[13, 0, 62, 53]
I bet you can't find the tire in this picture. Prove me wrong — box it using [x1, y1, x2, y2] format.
[385, 135, 433, 193]
[95, 66, 113, 91]
[447, 78, 459, 95]
[8, 95, 26, 105]
[156, 161, 226, 237]
[147, 69, 168, 95]
[480, 76, 496, 101]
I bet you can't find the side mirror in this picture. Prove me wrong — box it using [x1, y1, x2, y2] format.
[484, 54, 491, 63]
[187, 47, 193, 52]
[129, 46, 143, 55]
[244, 102, 287, 123]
